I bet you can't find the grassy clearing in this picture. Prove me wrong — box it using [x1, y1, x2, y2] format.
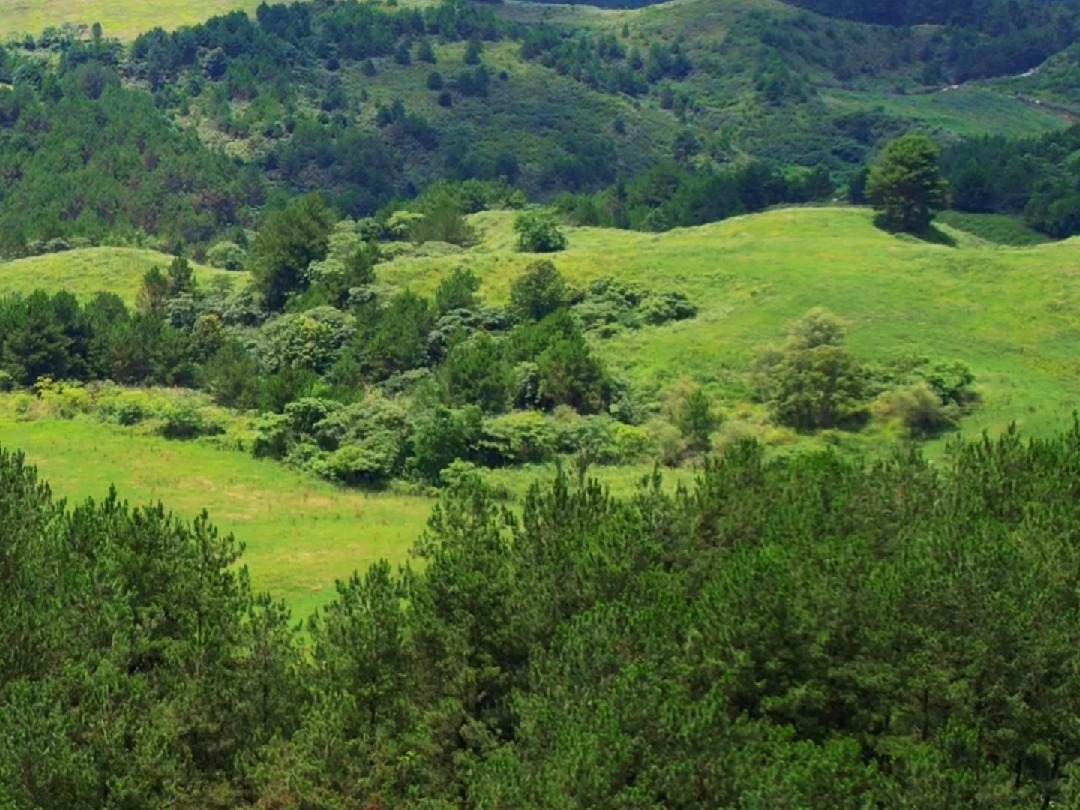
[380, 206, 1080, 453]
[0, 0, 261, 40]
[0, 386, 686, 617]
[0, 415, 429, 619]
[0, 247, 246, 305]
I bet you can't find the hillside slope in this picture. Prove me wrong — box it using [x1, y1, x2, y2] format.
[380, 206, 1080, 447]
[0, 247, 245, 304]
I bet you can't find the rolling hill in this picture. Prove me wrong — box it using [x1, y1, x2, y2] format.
[0, 247, 245, 304]
[0, 0, 261, 40]
[379, 205, 1080, 451]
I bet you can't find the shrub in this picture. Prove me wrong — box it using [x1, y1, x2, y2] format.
[481, 411, 557, 466]
[875, 382, 956, 438]
[159, 403, 223, 440]
[515, 209, 568, 253]
[755, 310, 866, 432]
[251, 413, 291, 459]
[115, 401, 145, 426]
[674, 386, 719, 452]
[206, 241, 247, 271]
[314, 436, 399, 487]
[508, 260, 569, 324]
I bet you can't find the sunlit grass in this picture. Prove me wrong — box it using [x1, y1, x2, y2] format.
[0, 0, 262, 40]
[0, 247, 246, 305]
[380, 205, 1080, 452]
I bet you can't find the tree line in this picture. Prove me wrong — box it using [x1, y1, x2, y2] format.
[6, 416, 1080, 807]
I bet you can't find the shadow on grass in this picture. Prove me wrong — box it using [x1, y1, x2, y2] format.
[873, 215, 957, 247]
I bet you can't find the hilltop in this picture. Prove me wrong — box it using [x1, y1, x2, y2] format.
[0, 0, 261, 40]
[0, 247, 244, 304]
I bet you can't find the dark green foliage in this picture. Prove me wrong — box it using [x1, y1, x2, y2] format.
[559, 159, 834, 233]
[514, 209, 568, 253]
[0, 63, 255, 256]
[17, 415, 1080, 805]
[675, 386, 718, 451]
[364, 290, 436, 380]
[442, 333, 513, 413]
[408, 187, 477, 246]
[574, 276, 697, 334]
[250, 195, 334, 310]
[508, 259, 569, 324]
[942, 126, 1080, 239]
[434, 267, 482, 315]
[868, 134, 948, 234]
[756, 309, 868, 431]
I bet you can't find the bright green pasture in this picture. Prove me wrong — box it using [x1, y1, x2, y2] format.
[0, 247, 245, 305]
[0, 417, 428, 619]
[0, 0, 261, 40]
[380, 206, 1080, 450]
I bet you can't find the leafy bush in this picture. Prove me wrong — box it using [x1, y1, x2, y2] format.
[874, 382, 956, 438]
[481, 411, 557, 466]
[206, 241, 247, 271]
[258, 307, 357, 374]
[674, 386, 719, 453]
[756, 310, 867, 432]
[514, 209, 568, 253]
[508, 260, 569, 324]
[158, 403, 223, 440]
[574, 277, 697, 333]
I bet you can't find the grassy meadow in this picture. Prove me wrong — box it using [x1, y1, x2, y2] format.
[0, 247, 246, 304]
[381, 206, 1080, 453]
[0, 0, 261, 40]
[0, 415, 427, 618]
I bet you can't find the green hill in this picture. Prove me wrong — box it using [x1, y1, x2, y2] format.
[0, 247, 245, 304]
[380, 206, 1080, 450]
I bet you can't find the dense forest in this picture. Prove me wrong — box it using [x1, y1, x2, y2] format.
[4, 0, 1080, 254]
[7, 420, 1080, 807]
[7, 0, 1080, 807]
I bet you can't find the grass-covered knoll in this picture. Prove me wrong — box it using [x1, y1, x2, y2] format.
[0, 247, 245, 304]
[380, 206, 1080, 451]
[0, 0, 261, 40]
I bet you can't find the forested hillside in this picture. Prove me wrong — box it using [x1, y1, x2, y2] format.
[5, 0, 1080, 255]
[8, 424, 1080, 807]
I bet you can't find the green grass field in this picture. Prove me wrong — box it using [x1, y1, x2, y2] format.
[0, 247, 245, 304]
[381, 206, 1080, 451]
[0, 416, 428, 619]
[0, 0, 261, 40]
[0, 409, 681, 617]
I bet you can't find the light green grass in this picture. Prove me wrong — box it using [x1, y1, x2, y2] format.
[0, 247, 246, 305]
[0, 0, 261, 40]
[380, 206, 1080, 452]
[0, 417, 429, 619]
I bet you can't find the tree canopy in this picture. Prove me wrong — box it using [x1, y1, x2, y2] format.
[867, 134, 948, 234]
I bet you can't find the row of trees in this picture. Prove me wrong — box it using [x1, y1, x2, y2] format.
[7, 415, 1080, 807]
